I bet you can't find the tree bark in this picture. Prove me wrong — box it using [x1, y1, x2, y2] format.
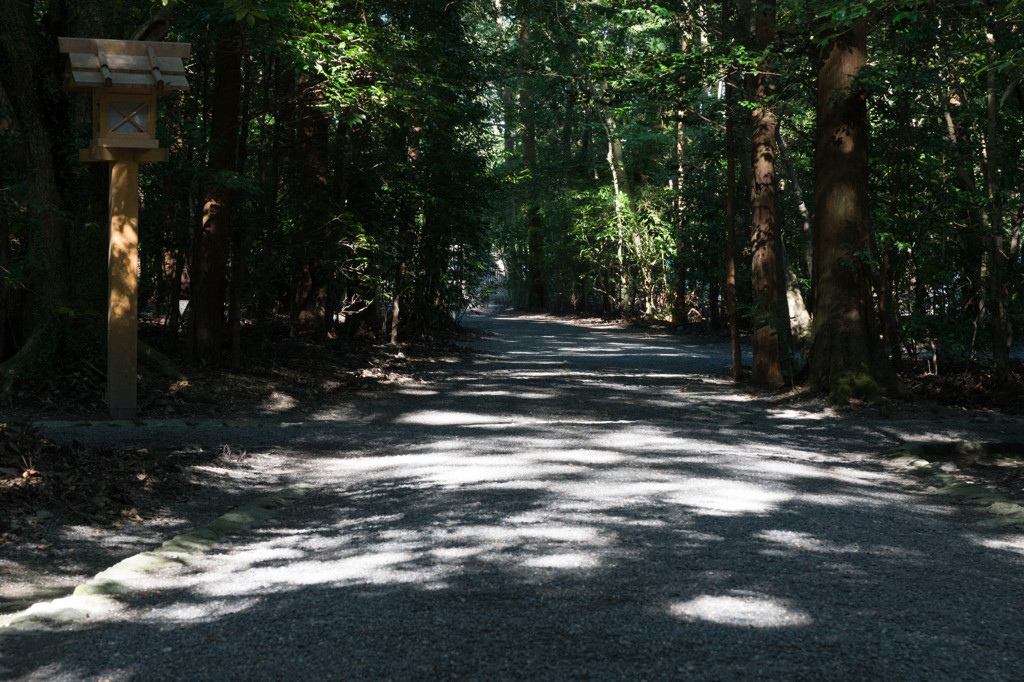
[809, 19, 898, 402]
[189, 25, 242, 364]
[0, 0, 70, 384]
[749, 0, 785, 387]
[131, 0, 177, 41]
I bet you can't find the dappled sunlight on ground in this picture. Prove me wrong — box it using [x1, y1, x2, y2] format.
[768, 407, 838, 421]
[10, 312, 1024, 680]
[669, 593, 813, 627]
[396, 410, 516, 426]
[755, 529, 861, 555]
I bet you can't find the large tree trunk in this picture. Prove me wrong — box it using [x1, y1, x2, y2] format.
[0, 0, 71, 392]
[189, 25, 241, 364]
[809, 19, 898, 402]
[749, 0, 786, 387]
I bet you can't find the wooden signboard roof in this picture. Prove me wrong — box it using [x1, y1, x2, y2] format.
[58, 37, 190, 92]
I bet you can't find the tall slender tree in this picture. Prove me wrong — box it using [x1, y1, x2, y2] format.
[518, 5, 545, 309]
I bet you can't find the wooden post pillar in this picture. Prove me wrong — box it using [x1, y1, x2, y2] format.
[107, 154, 140, 419]
[59, 37, 190, 419]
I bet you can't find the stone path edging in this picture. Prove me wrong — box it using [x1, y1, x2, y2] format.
[0, 483, 309, 633]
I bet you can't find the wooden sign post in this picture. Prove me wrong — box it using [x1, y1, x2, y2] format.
[59, 38, 190, 419]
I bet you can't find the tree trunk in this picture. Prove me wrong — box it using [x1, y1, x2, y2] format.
[297, 74, 332, 342]
[749, 0, 786, 387]
[603, 114, 631, 313]
[229, 57, 254, 367]
[670, 19, 690, 324]
[518, 10, 544, 309]
[878, 99, 909, 366]
[672, 110, 688, 323]
[391, 123, 422, 345]
[0, 123, 11, 363]
[0, 0, 70, 390]
[774, 124, 813, 278]
[771, 126, 812, 344]
[722, 0, 742, 382]
[189, 25, 241, 364]
[780, 241, 811, 345]
[254, 57, 289, 348]
[809, 19, 898, 402]
[984, 25, 1010, 382]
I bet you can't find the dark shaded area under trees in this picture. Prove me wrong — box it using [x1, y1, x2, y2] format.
[1, 0, 1022, 412]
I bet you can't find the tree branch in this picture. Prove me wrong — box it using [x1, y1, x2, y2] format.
[131, 1, 178, 42]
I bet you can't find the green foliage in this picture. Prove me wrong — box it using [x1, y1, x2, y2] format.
[5, 0, 1021, 374]
[222, 0, 268, 26]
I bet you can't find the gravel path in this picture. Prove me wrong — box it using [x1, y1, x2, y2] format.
[4, 311, 1024, 680]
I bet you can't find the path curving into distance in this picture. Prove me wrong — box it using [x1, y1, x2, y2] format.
[5, 310, 1024, 680]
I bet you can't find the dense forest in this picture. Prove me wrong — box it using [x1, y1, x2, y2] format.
[0, 0, 1021, 404]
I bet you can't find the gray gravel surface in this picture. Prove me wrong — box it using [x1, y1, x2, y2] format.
[4, 310, 1024, 680]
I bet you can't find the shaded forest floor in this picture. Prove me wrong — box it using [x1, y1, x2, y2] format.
[0, 318, 473, 612]
[3, 319, 472, 423]
[2, 313, 1023, 613]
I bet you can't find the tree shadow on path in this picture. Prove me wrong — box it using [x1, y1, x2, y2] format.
[9, 311, 1024, 680]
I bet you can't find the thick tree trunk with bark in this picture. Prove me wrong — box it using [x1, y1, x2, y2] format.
[189, 25, 241, 364]
[749, 0, 786, 387]
[809, 20, 898, 402]
[0, 0, 70, 392]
